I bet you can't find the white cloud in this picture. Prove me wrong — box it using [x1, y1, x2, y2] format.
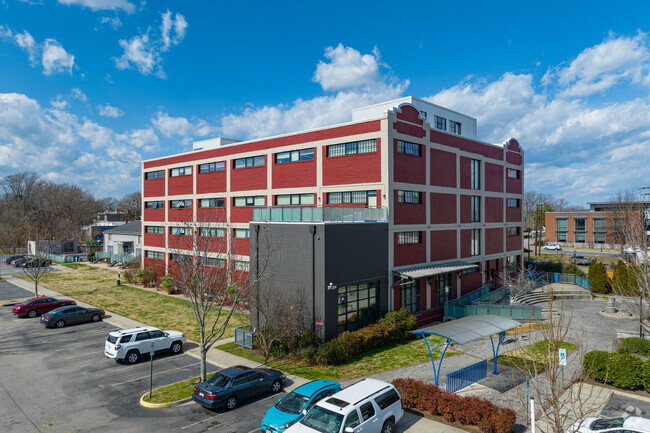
[0, 26, 76, 76]
[114, 11, 187, 79]
[50, 88, 87, 109]
[313, 44, 381, 92]
[96, 16, 122, 30]
[97, 103, 124, 118]
[151, 111, 214, 145]
[57, 0, 136, 13]
[71, 88, 87, 102]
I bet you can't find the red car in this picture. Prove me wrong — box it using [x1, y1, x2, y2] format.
[12, 297, 77, 318]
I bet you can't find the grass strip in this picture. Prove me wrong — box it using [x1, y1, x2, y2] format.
[495, 340, 577, 373]
[218, 336, 453, 381]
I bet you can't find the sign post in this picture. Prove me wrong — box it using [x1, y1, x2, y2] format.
[149, 341, 154, 398]
[558, 348, 567, 389]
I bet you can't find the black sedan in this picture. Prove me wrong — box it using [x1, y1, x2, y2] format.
[40, 305, 105, 328]
[193, 365, 285, 410]
[4, 254, 26, 264]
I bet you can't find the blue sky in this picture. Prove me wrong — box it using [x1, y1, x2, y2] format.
[1, 0, 650, 206]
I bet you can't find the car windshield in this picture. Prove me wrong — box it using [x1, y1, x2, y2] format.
[300, 406, 343, 433]
[206, 373, 230, 387]
[17, 299, 33, 306]
[591, 418, 625, 430]
[276, 392, 310, 415]
[107, 335, 118, 344]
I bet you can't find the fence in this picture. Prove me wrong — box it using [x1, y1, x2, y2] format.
[251, 206, 388, 223]
[464, 303, 542, 320]
[234, 327, 253, 349]
[36, 251, 86, 263]
[95, 252, 138, 264]
[446, 360, 487, 393]
[444, 284, 491, 317]
[535, 272, 591, 291]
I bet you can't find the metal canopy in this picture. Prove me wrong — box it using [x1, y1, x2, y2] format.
[412, 315, 521, 387]
[414, 315, 520, 345]
[393, 260, 478, 280]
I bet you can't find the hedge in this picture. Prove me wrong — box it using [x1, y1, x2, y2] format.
[392, 378, 516, 433]
[620, 337, 650, 356]
[583, 349, 650, 391]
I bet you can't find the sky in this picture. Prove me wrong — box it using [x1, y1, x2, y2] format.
[1, 0, 650, 207]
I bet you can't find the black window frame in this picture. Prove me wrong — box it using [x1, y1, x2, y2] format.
[169, 166, 192, 177]
[170, 199, 192, 209]
[233, 196, 265, 207]
[233, 155, 265, 169]
[145, 226, 164, 234]
[397, 231, 421, 245]
[507, 168, 519, 179]
[434, 115, 447, 131]
[471, 228, 481, 256]
[507, 198, 519, 208]
[326, 139, 376, 157]
[397, 190, 421, 204]
[507, 227, 520, 236]
[471, 159, 481, 190]
[397, 140, 421, 156]
[145, 201, 164, 209]
[327, 190, 375, 205]
[198, 161, 225, 173]
[145, 170, 164, 180]
[401, 281, 420, 314]
[471, 196, 481, 222]
[275, 148, 315, 164]
[199, 198, 225, 208]
[145, 250, 164, 260]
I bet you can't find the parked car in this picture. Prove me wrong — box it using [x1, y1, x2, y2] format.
[623, 245, 642, 254]
[569, 255, 590, 266]
[104, 326, 186, 364]
[12, 297, 76, 318]
[21, 258, 52, 268]
[193, 365, 285, 410]
[40, 305, 105, 328]
[285, 378, 403, 433]
[12, 257, 30, 267]
[4, 254, 26, 264]
[568, 416, 650, 433]
[542, 244, 562, 250]
[262, 379, 341, 432]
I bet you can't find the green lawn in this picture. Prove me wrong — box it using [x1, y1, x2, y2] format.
[219, 336, 453, 381]
[496, 340, 577, 373]
[15, 267, 247, 342]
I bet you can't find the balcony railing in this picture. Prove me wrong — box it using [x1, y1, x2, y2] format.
[251, 206, 388, 223]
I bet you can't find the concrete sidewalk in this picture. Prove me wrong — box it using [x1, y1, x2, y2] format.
[1, 275, 459, 433]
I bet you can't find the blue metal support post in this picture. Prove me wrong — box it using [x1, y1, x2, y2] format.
[419, 333, 453, 386]
[489, 331, 506, 375]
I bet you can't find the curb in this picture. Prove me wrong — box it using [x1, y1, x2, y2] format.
[1, 298, 29, 307]
[139, 394, 193, 409]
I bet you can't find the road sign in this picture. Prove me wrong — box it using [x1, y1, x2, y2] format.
[558, 348, 567, 366]
[150, 341, 155, 357]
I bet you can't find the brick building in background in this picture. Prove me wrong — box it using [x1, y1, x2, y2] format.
[141, 96, 524, 338]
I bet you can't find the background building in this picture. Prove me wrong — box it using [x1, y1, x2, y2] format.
[141, 96, 524, 334]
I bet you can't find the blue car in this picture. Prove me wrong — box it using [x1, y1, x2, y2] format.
[261, 379, 341, 433]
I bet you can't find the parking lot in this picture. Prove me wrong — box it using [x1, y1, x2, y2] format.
[0, 255, 58, 278]
[0, 281, 286, 433]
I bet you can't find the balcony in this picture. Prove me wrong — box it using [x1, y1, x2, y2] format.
[251, 206, 388, 223]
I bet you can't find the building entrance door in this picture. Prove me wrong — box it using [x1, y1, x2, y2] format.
[367, 195, 377, 208]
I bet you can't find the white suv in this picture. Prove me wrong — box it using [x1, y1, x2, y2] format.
[285, 378, 403, 433]
[105, 326, 186, 364]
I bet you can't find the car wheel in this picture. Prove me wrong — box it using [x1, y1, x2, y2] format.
[381, 419, 394, 433]
[55, 320, 65, 328]
[271, 380, 283, 393]
[27, 310, 37, 318]
[126, 350, 139, 364]
[91, 314, 101, 322]
[225, 396, 238, 410]
[171, 341, 183, 354]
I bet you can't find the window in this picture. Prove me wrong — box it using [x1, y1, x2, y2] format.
[594, 218, 606, 244]
[145, 226, 164, 234]
[170, 199, 192, 209]
[232, 373, 250, 386]
[326, 139, 376, 157]
[398, 231, 421, 245]
[145, 251, 164, 260]
[434, 115, 447, 131]
[397, 190, 421, 204]
[436, 273, 452, 307]
[507, 256, 517, 272]
[471, 196, 481, 222]
[150, 330, 164, 338]
[401, 281, 420, 314]
[507, 198, 519, 208]
[574, 218, 586, 231]
[205, 257, 225, 267]
[344, 411, 360, 430]
[276, 194, 315, 206]
[327, 190, 376, 205]
[557, 232, 567, 242]
[275, 148, 314, 164]
[199, 227, 225, 237]
[507, 168, 519, 179]
[449, 120, 462, 135]
[471, 159, 481, 190]
[198, 161, 225, 173]
[199, 198, 225, 208]
[397, 140, 421, 156]
[337, 281, 379, 333]
[170, 166, 192, 177]
[234, 260, 249, 271]
[135, 332, 150, 341]
[233, 155, 265, 169]
[170, 253, 191, 262]
[375, 389, 400, 410]
[145, 201, 164, 209]
[234, 228, 250, 238]
[575, 232, 586, 243]
[169, 227, 191, 236]
[233, 196, 265, 207]
[507, 227, 520, 236]
[471, 229, 481, 256]
[145, 170, 164, 180]
[359, 402, 375, 421]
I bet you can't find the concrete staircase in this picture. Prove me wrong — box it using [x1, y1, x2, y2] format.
[514, 283, 592, 305]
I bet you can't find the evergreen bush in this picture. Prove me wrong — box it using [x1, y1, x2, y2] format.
[161, 274, 174, 294]
[583, 350, 610, 383]
[589, 261, 610, 294]
[608, 352, 643, 389]
[613, 260, 631, 295]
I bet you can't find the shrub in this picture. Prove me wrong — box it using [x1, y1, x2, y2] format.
[161, 274, 174, 294]
[583, 350, 610, 383]
[529, 260, 562, 273]
[643, 360, 650, 392]
[589, 261, 610, 294]
[87, 251, 96, 262]
[612, 260, 631, 295]
[621, 337, 650, 356]
[135, 268, 156, 286]
[562, 263, 586, 277]
[122, 269, 135, 284]
[391, 378, 515, 433]
[608, 352, 643, 389]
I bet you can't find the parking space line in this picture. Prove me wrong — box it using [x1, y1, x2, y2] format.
[55, 340, 104, 351]
[181, 415, 217, 430]
[112, 361, 200, 386]
[246, 428, 260, 433]
[93, 354, 187, 377]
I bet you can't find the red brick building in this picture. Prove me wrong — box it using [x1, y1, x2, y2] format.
[141, 96, 524, 329]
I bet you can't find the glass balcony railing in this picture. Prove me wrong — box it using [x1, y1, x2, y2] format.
[251, 206, 388, 223]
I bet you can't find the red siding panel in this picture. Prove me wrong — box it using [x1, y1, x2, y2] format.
[197, 172, 227, 194]
[272, 157, 317, 189]
[461, 271, 483, 296]
[393, 121, 426, 139]
[394, 196, 426, 225]
[459, 195, 472, 224]
[168, 208, 193, 223]
[485, 163, 504, 193]
[144, 208, 165, 222]
[197, 207, 227, 223]
[506, 178, 522, 194]
[168, 235, 191, 250]
[143, 233, 165, 248]
[393, 139, 426, 185]
[429, 193, 456, 224]
[459, 157, 471, 189]
[231, 165, 267, 191]
[485, 197, 503, 223]
[485, 228, 504, 255]
[231, 205, 258, 223]
[430, 130, 503, 161]
[430, 149, 456, 188]
[168, 175, 193, 196]
[430, 230, 457, 262]
[393, 232, 427, 267]
[460, 229, 472, 258]
[396, 105, 423, 125]
[506, 206, 522, 222]
[233, 238, 250, 256]
[506, 151, 522, 165]
[143, 258, 165, 279]
[322, 139, 382, 186]
[507, 233, 522, 251]
[143, 179, 165, 197]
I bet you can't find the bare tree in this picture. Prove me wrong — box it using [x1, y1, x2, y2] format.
[118, 192, 142, 221]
